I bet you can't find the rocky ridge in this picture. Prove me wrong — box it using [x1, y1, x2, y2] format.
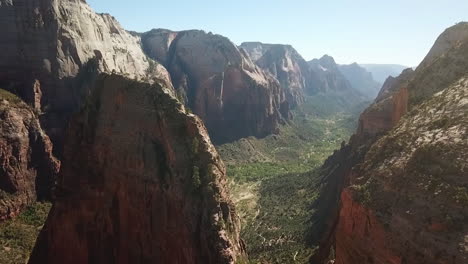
[28, 74, 246, 264]
[313, 22, 468, 264]
[0, 90, 59, 220]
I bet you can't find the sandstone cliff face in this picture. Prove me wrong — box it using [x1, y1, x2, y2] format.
[314, 23, 468, 264]
[0, 90, 59, 220]
[240, 42, 309, 107]
[142, 29, 288, 144]
[29, 74, 246, 264]
[335, 77, 468, 264]
[357, 68, 413, 137]
[0, 0, 172, 152]
[420, 22, 468, 68]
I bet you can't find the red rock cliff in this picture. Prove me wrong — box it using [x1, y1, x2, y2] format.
[142, 29, 289, 144]
[0, 90, 59, 220]
[315, 23, 468, 264]
[28, 74, 246, 264]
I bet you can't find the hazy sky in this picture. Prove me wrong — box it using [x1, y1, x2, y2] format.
[87, 0, 468, 66]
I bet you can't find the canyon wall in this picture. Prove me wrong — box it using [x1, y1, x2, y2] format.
[0, 90, 59, 220]
[29, 74, 246, 264]
[313, 22, 468, 264]
[142, 29, 289, 144]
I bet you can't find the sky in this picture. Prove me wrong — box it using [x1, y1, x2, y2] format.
[87, 0, 468, 66]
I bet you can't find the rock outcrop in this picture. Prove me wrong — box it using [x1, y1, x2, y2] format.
[335, 76, 468, 264]
[240, 42, 310, 107]
[0, 0, 172, 153]
[338, 63, 382, 99]
[313, 22, 468, 264]
[0, 89, 59, 220]
[141, 29, 289, 144]
[29, 74, 246, 264]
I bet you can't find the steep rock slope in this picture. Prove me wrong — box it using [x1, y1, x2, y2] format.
[141, 29, 289, 144]
[0, 90, 59, 220]
[336, 76, 468, 264]
[312, 22, 468, 264]
[240, 42, 311, 107]
[0, 0, 171, 152]
[29, 74, 246, 264]
[338, 63, 382, 99]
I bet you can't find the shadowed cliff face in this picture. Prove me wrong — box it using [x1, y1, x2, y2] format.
[0, 90, 59, 220]
[0, 0, 172, 154]
[313, 23, 468, 264]
[29, 74, 246, 264]
[141, 29, 289, 144]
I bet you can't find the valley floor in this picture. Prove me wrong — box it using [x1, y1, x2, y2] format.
[218, 96, 366, 263]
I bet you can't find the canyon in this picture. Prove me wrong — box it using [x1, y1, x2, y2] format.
[0, 1, 466, 264]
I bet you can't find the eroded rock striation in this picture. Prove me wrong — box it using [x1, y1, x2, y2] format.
[0, 90, 59, 220]
[29, 74, 246, 264]
[240, 42, 311, 107]
[313, 22, 468, 264]
[0, 0, 172, 153]
[335, 76, 468, 264]
[142, 29, 289, 144]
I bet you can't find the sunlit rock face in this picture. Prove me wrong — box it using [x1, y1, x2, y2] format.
[240, 42, 310, 107]
[29, 74, 246, 264]
[142, 29, 290, 144]
[0, 0, 172, 154]
[335, 77, 468, 264]
[313, 22, 468, 264]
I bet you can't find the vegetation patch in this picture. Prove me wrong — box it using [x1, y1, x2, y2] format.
[0, 202, 51, 264]
[0, 89, 24, 106]
[219, 95, 365, 263]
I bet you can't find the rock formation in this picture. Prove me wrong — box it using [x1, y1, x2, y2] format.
[312, 22, 468, 264]
[240, 42, 311, 107]
[0, 89, 59, 220]
[338, 63, 382, 99]
[240, 43, 369, 112]
[308, 55, 366, 108]
[1, 3, 246, 262]
[0, 0, 172, 153]
[29, 74, 246, 264]
[141, 29, 289, 144]
[335, 76, 468, 264]
[0, 0, 174, 217]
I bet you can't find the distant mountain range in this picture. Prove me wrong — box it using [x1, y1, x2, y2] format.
[359, 64, 409, 83]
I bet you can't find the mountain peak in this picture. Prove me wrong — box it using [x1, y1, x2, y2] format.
[420, 21, 468, 67]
